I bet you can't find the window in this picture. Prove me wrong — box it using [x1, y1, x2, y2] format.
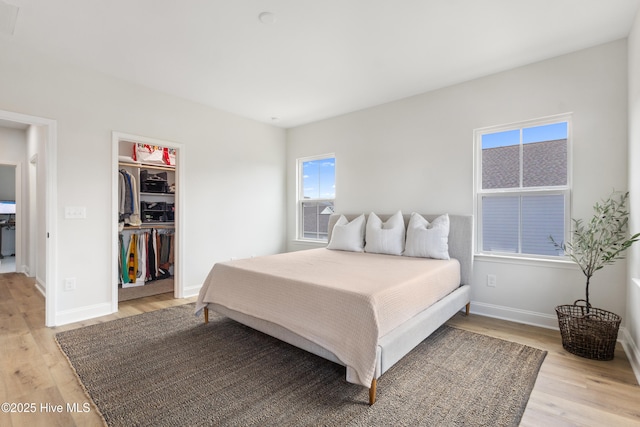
[297, 155, 336, 241]
[475, 115, 571, 257]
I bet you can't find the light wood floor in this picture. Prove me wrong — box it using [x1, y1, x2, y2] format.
[1, 272, 639, 427]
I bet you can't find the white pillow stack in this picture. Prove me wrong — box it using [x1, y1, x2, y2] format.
[327, 211, 450, 260]
[364, 211, 405, 256]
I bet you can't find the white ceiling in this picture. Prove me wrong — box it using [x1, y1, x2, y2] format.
[2, 0, 640, 128]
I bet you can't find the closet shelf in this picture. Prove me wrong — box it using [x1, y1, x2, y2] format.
[119, 161, 175, 172]
[140, 192, 175, 197]
[123, 224, 175, 230]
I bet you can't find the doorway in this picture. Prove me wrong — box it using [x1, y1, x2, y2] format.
[0, 109, 57, 326]
[0, 164, 17, 273]
[111, 132, 184, 313]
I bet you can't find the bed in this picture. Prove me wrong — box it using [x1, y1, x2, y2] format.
[195, 212, 473, 405]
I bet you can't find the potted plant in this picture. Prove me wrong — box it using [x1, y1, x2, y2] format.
[551, 190, 640, 360]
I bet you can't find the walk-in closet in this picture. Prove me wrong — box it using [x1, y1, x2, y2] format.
[117, 138, 178, 301]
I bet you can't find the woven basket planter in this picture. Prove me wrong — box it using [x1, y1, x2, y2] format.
[555, 300, 621, 361]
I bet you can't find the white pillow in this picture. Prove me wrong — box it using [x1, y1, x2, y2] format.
[364, 211, 405, 256]
[404, 213, 450, 260]
[327, 214, 366, 252]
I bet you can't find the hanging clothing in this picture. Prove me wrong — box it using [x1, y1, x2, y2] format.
[119, 228, 174, 287]
[127, 233, 138, 283]
[137, 230, 147, 284]
[168, 232, 175, 264]
[119, 234, 129, 284]
[119, 169, 142, 226]
[119, 170, 133, 217]
[118, 172, 127, 217]
[147, 230, 157, 281]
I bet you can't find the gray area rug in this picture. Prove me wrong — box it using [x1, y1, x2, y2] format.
[56, 304, 546, 427]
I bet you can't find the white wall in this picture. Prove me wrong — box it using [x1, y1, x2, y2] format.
[0, 126, 25, 159]
[287, 40, 629, 328]
[0, 41, 286, 324]
[0, 164, 16, 200]
[626, 10, 640, 380]
[0, 126, 25, 185]
[0, 163, 16, 200]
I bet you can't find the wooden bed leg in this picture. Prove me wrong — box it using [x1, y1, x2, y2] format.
[369, 378, 377, 405]
[204, 307, 209, 324]
[465, 302, 470, 316]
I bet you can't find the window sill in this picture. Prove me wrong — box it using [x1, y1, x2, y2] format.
[474, 253, 576, 269]
[291, 239, 327, 248]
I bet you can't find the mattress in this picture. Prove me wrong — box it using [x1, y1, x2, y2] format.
[195, 248, 461, 387]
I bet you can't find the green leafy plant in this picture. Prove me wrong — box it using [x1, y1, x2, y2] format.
[551, 191, 640, 311]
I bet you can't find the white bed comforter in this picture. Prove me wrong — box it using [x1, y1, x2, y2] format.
[195, 248, 460, 387]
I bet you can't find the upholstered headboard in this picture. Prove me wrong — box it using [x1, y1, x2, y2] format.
[327, 213, 473, 287]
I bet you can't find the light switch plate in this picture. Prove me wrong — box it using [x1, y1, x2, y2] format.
[65, 206, 86, 219]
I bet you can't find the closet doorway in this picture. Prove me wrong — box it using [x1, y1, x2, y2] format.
[111, 132, 184, 312]
[0, 109, 57, 327]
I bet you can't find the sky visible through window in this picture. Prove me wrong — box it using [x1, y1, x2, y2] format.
[303, 158, 335, 199]
[482, 122, 568, 149]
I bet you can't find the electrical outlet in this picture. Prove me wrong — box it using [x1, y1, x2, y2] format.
[64, 277, 76, 291]
[487, 274, 497, 287]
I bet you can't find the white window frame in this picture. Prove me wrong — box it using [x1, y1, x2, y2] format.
[296, 153, 336, 242]
[474, 113, 572, 259]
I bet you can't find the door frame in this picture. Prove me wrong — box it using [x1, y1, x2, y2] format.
[0, 109, 58, 326]
[111, 132, 184, 312]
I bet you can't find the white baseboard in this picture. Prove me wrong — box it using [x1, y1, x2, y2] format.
[55, 302, 113, 326]
[469, 301, 559, 330]
[55, 284, 200, 326]
[34, 276, 45, 297]
[471, 300, 639, 381]
[621, 328, 640, 385]
[183, 284, 201, 299]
